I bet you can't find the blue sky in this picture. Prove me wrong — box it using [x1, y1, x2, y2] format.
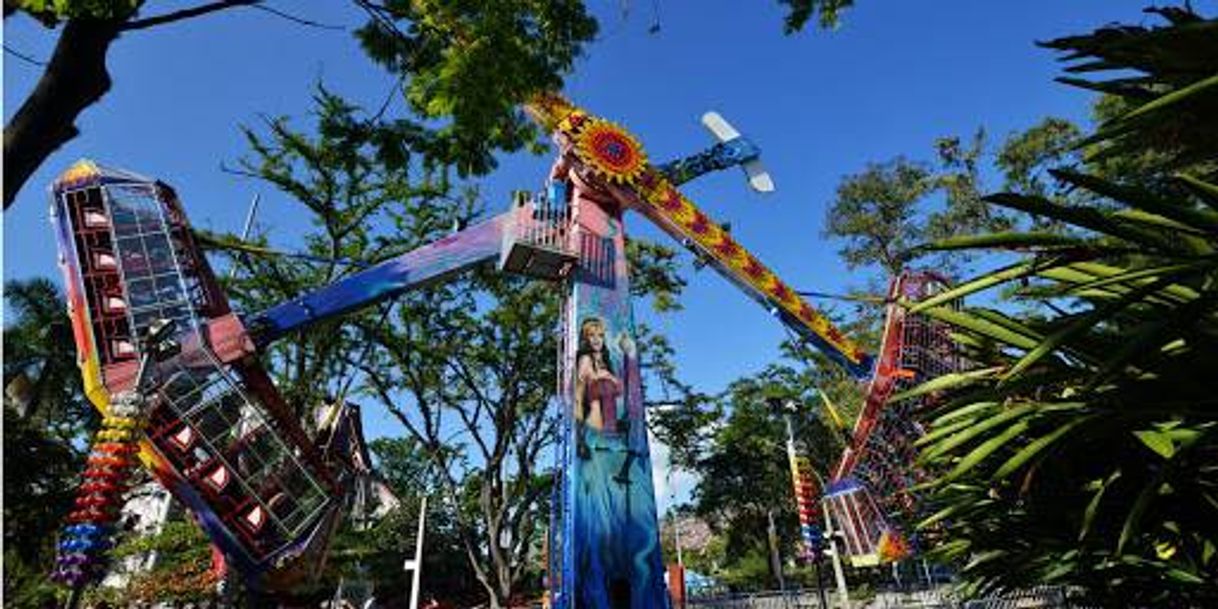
[4, 1, 1151, 508]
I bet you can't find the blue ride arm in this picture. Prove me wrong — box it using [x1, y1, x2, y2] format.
[250, 213, 510, 346]
[657, 138, 760, 186]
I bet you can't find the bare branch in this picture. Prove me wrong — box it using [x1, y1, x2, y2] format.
[452, 397, 494, 464]
[370, 74, 406, 123]
[358, 358, 498, 596]
[218, 161, 261, 180]
[248, 3, 345, 30]
[353, 0, 409, 45]
[122, 0, 259, 32]
[447, 356, 493, 418]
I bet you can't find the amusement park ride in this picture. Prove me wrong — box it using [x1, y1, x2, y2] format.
[824, 271, 958, 567]
[48, 93, 958, 607]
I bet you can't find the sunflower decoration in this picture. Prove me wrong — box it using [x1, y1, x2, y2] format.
[572, 118, 649, 185]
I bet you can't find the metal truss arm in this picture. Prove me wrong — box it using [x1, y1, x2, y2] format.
[249, 213, 511, 347]
[629, 187, 873, 378]
[525, 94, 873, 378]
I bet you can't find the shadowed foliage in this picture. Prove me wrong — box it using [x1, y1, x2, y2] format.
[903, 6, 1218, 605]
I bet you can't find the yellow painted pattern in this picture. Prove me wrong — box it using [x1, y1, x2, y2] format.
[54, 160, 173, 505]
[98, 428, 137, 442]
[648, 180, 871, 360]
[526, 94, 866, 365]
[79, 353, 164, 474]
[525, 93, 580, 133]
[818, 390, 848, 430]
[103, 416, 140, 430]
[54, 159, 102, 192]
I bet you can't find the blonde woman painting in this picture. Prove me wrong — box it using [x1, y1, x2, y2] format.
[575, 317, 621, 458]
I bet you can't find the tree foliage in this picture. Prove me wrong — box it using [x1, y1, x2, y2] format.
[3, 278, 95, 434]
[903, 6, 1218, 604]
[1043, 6, 1218, 177]
[3, 278, 95, 609]
[2, 407, 83, 608]
[354, 268, 559, 606]
[107, 519, 217, 605]
[219, 91, 531, 605]
[212, 86, 480, 419]
[4, 0, 836, 210]
[9, 0, 141, 23]
[352, 0, 598, 177]
[315, 438, 487, 607]
[370, 436, 436, 497]
[778, 0, 855, 33]
[650, 352, 862, 589]
[824, 119, 1089, 279]
[218, 85, 690, 606]
[328, 501, 491, 607]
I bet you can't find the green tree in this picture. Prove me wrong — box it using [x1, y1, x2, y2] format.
[370, 436, 436, 497]
[825, 158, 935, 276]
[3, 278, 97, 609]
[351, 0, 598, 177]
[309, 437, 485, 606]
[370, 439, 489, 605]
[900, 6, 1218, 605]
[105, 517, 217, 605]
[327, 500, 489, 607]
[4, 0, 843, 210]
[654, 360, 853, 590]
[3, 278, 95, 435]
[2, 406, 83, 608]
[216, 86, 690, 607]
[350, 267, 562, 607]
[778, 0, 855, 33]
[210, 86, 478, 419]
[824, 120, 1086, 280]
[1045, 6, 1218, 179]
[349, 0, 859, 176]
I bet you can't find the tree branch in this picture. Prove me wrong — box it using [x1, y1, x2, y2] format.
[122, 0, 259, 32]
[4, 18, 122, 208]
[358, 358, 499, 599]
[248, 3, 344, 30]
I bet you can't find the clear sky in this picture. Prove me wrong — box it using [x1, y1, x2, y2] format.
[4, 1, 1151, 508]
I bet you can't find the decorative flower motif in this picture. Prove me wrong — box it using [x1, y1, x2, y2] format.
[572, 118, 649, 185]
[877, 530, 911, 562]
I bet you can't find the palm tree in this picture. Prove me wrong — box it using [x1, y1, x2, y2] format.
[902, 7, 1218, 606]
[4, 277, 95, 436]
[4, 277, 97, 607]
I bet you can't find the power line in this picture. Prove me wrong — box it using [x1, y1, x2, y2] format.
[796, 289, 889, 304]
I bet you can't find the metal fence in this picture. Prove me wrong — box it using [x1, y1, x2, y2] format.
[959, 586, 1079, 609]
[687, 586, 1080, 609]
[687, 589, 841, 609]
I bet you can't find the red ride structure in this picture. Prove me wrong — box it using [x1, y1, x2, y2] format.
[49, 161, 354, 593]
[826, 270, 961, 566]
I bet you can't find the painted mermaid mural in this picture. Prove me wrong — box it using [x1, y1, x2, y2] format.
[545, 144, 665, 608]
[569, 310, 663, 608]
[575, 317, 632, 452]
